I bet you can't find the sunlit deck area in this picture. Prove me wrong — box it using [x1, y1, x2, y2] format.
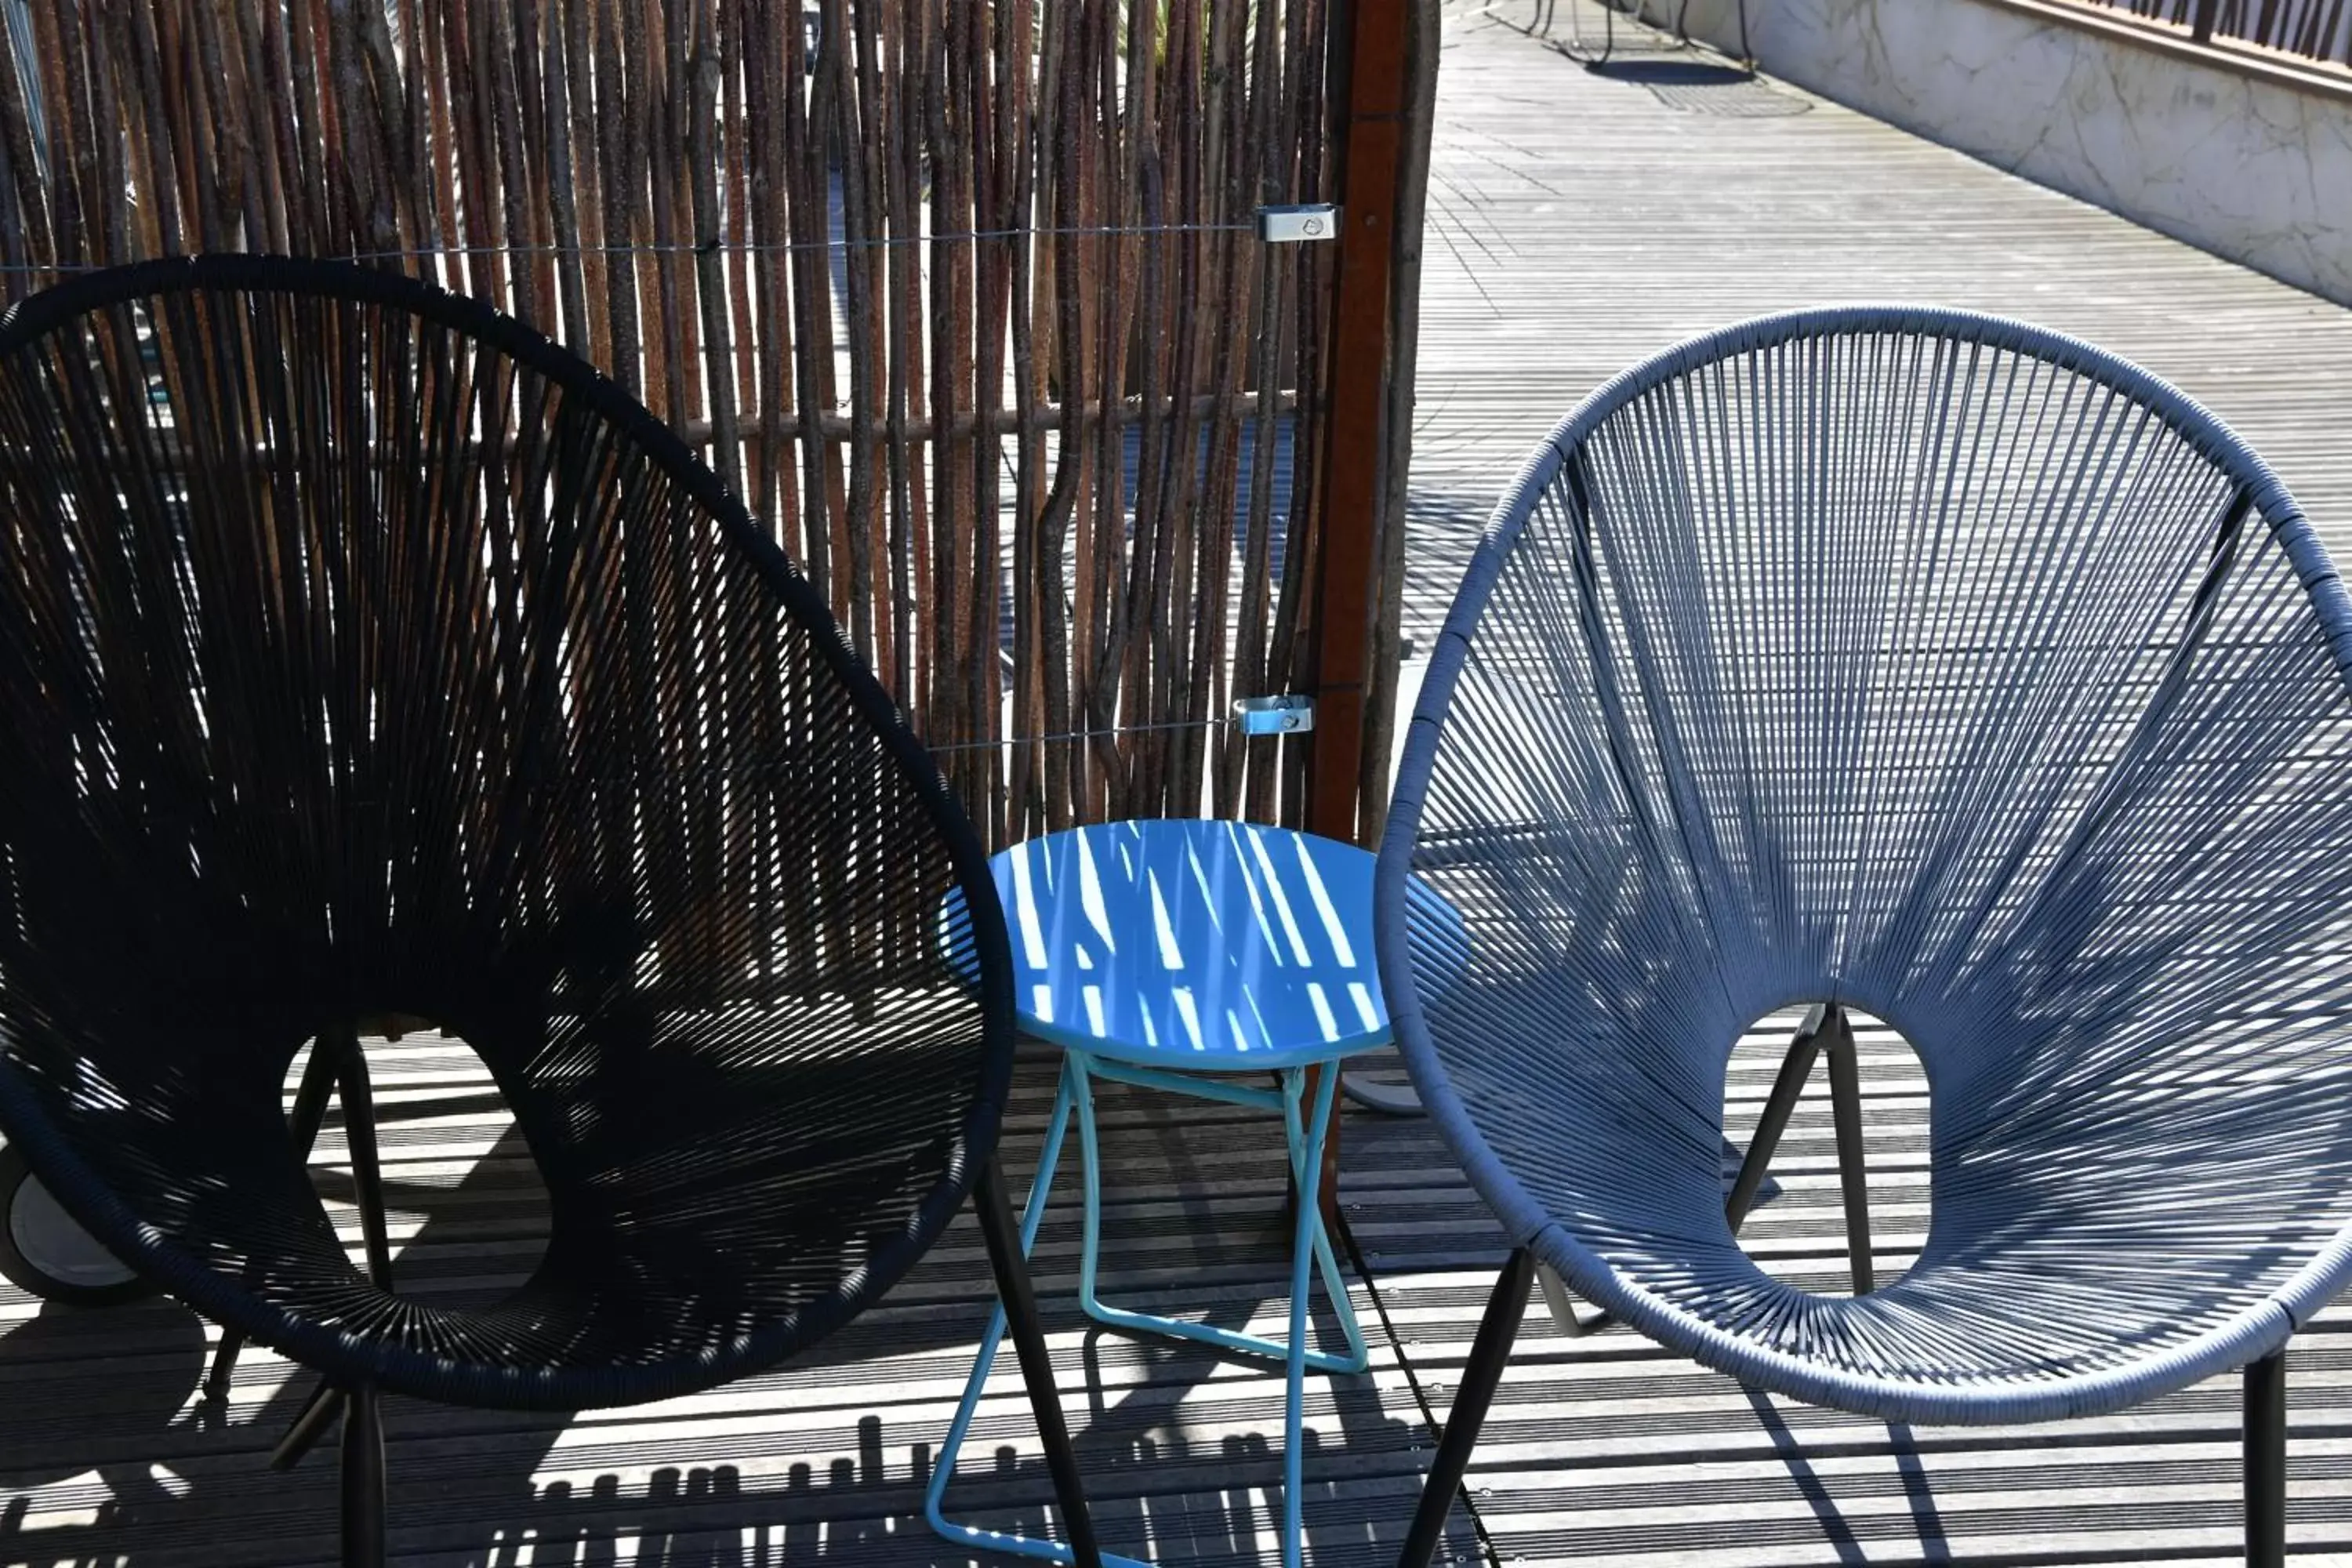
[9, 3, 2352, 1564]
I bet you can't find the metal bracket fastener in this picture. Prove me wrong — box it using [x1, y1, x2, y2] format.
[1256, 204, 1341, 243]
[1233, 694, 1315, 735]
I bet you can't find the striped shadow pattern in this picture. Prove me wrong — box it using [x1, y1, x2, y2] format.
[1377, 307, 2352, 1435]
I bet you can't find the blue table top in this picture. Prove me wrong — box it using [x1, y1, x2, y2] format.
[973, 818, 1448, 1072]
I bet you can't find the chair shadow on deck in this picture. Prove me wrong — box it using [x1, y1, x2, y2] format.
[0, 1297, 211, 1501]
[499, 1380, 1419, 1568]
[1742, 1393, 1952, 1566]
[0, 1109, 579, 1565]
[412, 1219, 1428, 1566]
[0, 1074, 1436, 1566]
[1578, 58, 1753, 87]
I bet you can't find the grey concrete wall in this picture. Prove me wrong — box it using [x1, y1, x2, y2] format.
[1675, 0, 2352, 306]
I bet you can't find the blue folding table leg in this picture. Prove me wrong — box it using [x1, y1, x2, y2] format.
[927, 1058, 1152, 1568]
[1068, 1051, 1356, 1568]
[1069, 1051, 1370, 1377]
[933, 1048, 1364, 1568]
[1277, 1062, 1342, 1568]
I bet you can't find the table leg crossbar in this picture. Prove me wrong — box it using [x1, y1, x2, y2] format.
[927, 1051, 1367, 1568]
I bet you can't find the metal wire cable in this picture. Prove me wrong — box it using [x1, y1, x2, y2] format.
[919, 714, 1258, 756]
[0, 221, 1273, 277]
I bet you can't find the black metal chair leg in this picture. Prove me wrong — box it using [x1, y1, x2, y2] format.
[2247, 1349, 2287, 1568]
[332, 1026, 396, 1287]
[1399, 1247, 1536, 1568]
[270, 1377, 345, 1471]
[289, 1033, 347, 1153]
[1726, 1004, 1828, 1229]
[289, 1024, 419, 1557]
[341, 1382, 387, 1568]
[209, 1036, 349, 1399]
[974, 1156, 1104, 1568]
[268, 1029, 401, 1467]
[1823, 1007, 1875, 1295]
[202, 1332, 246, 1403]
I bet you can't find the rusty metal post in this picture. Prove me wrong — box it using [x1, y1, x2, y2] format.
[1304, 0, 1416, 1218]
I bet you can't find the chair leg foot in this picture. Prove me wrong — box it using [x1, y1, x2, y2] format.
[975, 1156, 1105, 1568]
[340, 1382, 387, 1568]
[1399, 1247, 1534, 1568]
[2247, 1348, 2287, 1568]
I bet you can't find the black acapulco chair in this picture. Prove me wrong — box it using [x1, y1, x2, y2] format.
[0, 254, 1103, 1566]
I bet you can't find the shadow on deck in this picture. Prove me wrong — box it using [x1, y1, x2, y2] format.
[0, 1038, 1456, 1568]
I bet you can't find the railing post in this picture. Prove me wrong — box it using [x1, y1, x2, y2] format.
[1305, 0, 1415, 1217]
[2190, 0, 2221, 43]
[1308, 0, 1412, 852]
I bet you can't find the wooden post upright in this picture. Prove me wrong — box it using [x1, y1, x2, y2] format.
[1304, 0, 1414, 1225]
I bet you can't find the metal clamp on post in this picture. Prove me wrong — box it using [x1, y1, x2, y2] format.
[1256, 205, 1341, 244]
[1234, 695, 1315, 736]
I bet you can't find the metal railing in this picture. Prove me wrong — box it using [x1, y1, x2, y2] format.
[2074, 0, 2352, 67]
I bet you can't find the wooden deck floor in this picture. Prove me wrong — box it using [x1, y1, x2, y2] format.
[1400, 0, 2352, 646]
[10, 3, 2352, 1565]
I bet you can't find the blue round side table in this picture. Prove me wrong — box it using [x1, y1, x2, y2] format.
[927, 818, 1459, 1568]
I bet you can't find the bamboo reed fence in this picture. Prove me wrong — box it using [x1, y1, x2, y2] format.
[0, 0, 1428, 846]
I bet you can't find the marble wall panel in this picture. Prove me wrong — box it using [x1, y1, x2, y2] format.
[1672, 0, 2352, 305]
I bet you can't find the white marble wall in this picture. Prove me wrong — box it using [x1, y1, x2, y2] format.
[1674, 0, 2352, 306]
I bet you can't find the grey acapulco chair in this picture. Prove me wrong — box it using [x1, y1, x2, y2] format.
[1374, 307, 2352, 1568]
[0, 254, 1102, 1567]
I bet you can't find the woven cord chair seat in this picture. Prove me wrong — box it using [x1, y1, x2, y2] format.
[1377, 307, 2352, 1427]
[0, 256, 1011, 1411]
